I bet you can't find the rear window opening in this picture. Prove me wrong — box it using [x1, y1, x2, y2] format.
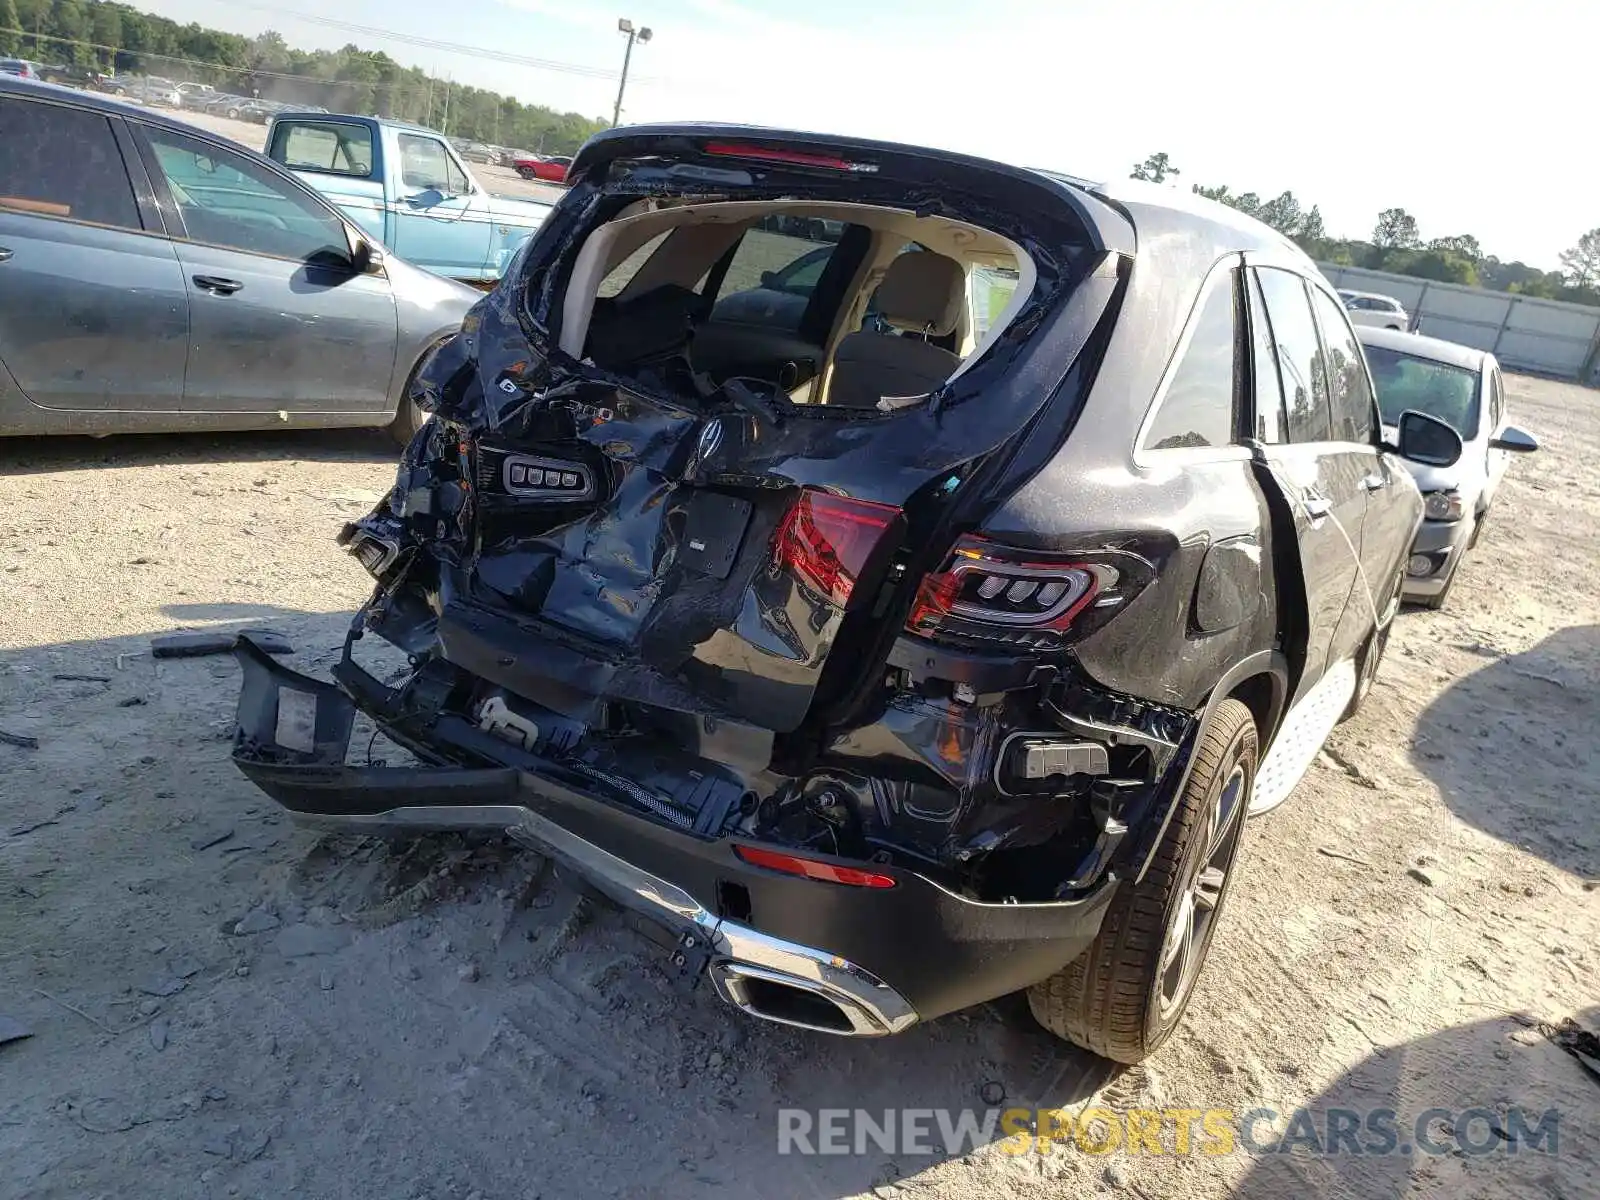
[559, 200, 1035, 414]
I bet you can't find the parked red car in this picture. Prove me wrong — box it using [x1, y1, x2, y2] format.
[512, 154, 571, 183]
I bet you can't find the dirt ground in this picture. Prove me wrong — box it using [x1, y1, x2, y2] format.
[1, 374, 1597, 1200]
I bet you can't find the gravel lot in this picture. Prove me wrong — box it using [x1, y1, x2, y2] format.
[1, 374, 1597, 1199]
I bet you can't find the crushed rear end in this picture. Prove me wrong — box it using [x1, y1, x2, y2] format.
[229, 127, 1207, 1033]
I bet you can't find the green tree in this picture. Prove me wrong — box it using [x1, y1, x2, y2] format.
[1131, 151, 1180, 183]
[50, 0, 91, 65]
[1372, 207, 1421, 250]
[1557, 228, 1600, 290]
[0, 0, 21, 56]
[1255, 191, 1303, 236]
[1427, 234, 1481, 261]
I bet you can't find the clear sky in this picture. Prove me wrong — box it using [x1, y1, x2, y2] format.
[140, 0, 1592, 269]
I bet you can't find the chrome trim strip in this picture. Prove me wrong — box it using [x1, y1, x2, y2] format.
[286, 801, 918, 1036]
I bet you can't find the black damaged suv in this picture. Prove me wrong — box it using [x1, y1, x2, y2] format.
[231, 127, 1462, 1062]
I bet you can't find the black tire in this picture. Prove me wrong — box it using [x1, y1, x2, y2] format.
[517, 166, 537, 181]
[226, 107, 240, 120]
[1027, 698, 1257, 1063]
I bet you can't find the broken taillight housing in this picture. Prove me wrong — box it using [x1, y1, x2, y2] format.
[905, 535, 1117, 647]
[772, 489, 903, 610]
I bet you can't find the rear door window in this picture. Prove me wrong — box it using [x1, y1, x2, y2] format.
[1256, 268, 1331, 443]
[1143, 270, 1239, 451]
[270, 121, 373, 177]
[708, 227, 852, 333]
[1308, 287, 1377, 444]
[1247, 270, 1288, 444]
[0, 97, 141, 230]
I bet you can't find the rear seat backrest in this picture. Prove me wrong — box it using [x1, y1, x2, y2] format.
[827, 251, 966, 409]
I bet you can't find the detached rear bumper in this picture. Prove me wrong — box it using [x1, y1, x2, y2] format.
[230, 640, 1116, 1032]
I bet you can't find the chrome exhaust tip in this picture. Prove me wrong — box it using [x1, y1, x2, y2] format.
[710, 962, 893, 1036]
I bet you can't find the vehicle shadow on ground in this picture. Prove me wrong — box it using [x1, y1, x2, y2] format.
[1408, 625, 1599, 879]
[0, 427, 398, 476]
[1228, 1006, 1599, 1198]
[1, 612, 1126, 1200]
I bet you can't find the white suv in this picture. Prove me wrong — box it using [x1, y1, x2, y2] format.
[1339, 289, 1410, 330]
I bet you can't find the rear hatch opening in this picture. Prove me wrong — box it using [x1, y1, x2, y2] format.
[337, 130, 1142, 904]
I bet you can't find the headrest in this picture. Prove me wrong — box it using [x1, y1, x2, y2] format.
[872, 251, 965, 336]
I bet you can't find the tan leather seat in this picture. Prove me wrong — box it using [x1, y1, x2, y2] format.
[828, 251, 966, 408]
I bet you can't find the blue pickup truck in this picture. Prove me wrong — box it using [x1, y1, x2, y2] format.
[264, 113, 553, 285]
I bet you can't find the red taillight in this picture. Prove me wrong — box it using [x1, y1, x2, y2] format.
[702, 141, 877, 173]
[734, 844, 897, 888]
[906, 535, 1107, 643]
[772, 489, 902, 609]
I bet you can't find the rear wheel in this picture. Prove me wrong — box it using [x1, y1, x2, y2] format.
[1028, 699, 1257, 1063]
[517, 166, 537, 180]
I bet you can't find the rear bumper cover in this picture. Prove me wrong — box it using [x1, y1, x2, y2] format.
[230, 640, 1117, 1027]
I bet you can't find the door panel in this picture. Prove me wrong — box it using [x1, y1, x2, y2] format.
[0, 96, 188, 412]
[1251, 267, 1368, 700]
[134, 122, 400, 414]
[0, 213, 189, 412]
[174, 242, 398, 414]
[388, 132, 493, 278]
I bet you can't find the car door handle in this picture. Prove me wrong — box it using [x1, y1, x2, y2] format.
[1360, 473, 1387, 492]
[193, 274, 243, 295]
[0, 247, 13, 263]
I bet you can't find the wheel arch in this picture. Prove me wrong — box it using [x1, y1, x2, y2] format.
[1129, 649, 1287, 886]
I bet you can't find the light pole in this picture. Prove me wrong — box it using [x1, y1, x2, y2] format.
[611, 18, 651, 128]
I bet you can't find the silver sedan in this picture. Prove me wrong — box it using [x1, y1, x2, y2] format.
[0, 78, 478, 444]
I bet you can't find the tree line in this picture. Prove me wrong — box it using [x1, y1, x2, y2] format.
[1131, 152, 1600, 307]
[0, 0, 609, 154]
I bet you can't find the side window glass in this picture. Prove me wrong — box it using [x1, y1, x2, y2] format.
[1144, 270, 1239, 451]
[1247, 270, 1288, 444]
[445, 153, 471, 196]
[143, 126, 349, 263]
[1309, 287, 1376, 443]
[1256, 268, 1331, 443]
[710, 228, 845, 332]
[397, 134, 454, 192]
[272, 122, 373, 177]
[0, 98, 140, 230]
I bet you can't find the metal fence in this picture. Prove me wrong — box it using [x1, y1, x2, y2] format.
[1316, 263, 1600, 386]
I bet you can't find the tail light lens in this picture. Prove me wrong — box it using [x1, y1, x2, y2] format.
[772, 489, 902, 610]
[906, 535, 1115, 647]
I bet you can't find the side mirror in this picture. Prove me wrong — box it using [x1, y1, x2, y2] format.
[350, 239, 384, 274]
[407, 187, 444, 208]
[1489, 425, 1539, 453]
[760, 271, 779, 288]
[1396, 410, 1463, 468]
